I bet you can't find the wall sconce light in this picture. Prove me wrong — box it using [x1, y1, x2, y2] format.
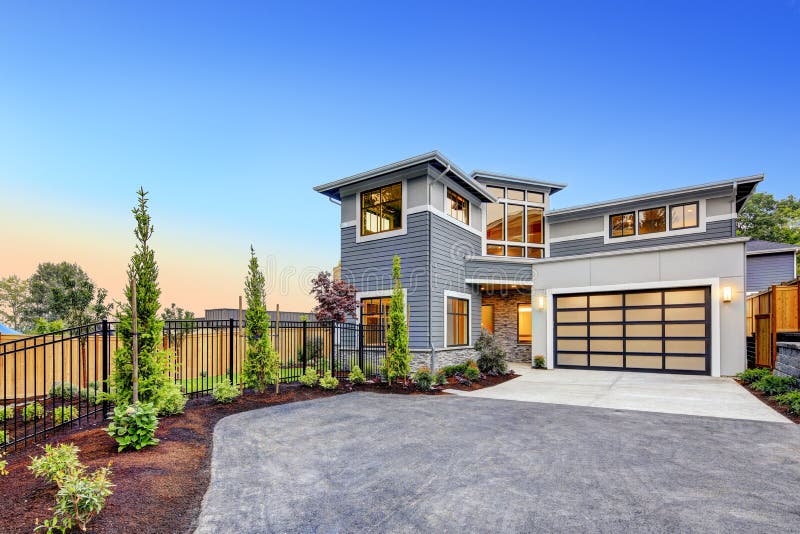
[536, 295, 546, 311]
[722, 286, 732, 303]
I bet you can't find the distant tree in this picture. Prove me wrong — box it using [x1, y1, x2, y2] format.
[0, 275, 29, 331]
[384, 256, 410, 385]
[241, 246, 280, 393]
[161, 304, 196, 379]
[738, 192, 800, 271]
[310, 271, 357, 322]
[30, 318, 66, 335]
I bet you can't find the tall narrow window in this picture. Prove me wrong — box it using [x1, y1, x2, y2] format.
[361, 297, 391, 345]
[447, 297, 469, 346]
[486, 203, 505, 241]
[507, 204, 524, 242]
[361, 182, 402, 236]
[527, 207, 544, 244]
[670, 202, 699, 230]
[638, 207, 666, 235]
[610, 212, 635, 238]
[446, 189, 469, 224]
[518, 304, 532, 344]
[481, 304, 494, 334]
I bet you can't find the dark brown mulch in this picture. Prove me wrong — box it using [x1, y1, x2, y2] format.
[734, 379, 800, 424]
[442, 371, 520, 391]
[0, 372, 519, 533]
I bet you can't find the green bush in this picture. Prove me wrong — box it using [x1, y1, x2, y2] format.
[440, 363, 468, 377]
[0, 405, 14, 422]
[79, 386, 102, 406]
[49, 382, 79, 401]
[773, 390, 800, 415]
[299, 369, 319, 387]
[29, 443, 82, 485]
[0, 430, 8, 445]
[463, 363, 480, 381]
[533, 355, 546, 369]
[105, 403, 160, 452]
[319, 370, 339, 390]
[413, 367, 434, 391]
[434, 369, 448, 386]
[212, 378, 240, 404]
[22, 402, 45, 423]
[474, 332, 508, 374]
[348, 365, 366, 385]
[152, 381, 186, 416]
[735, 367, 771, 385]
[53, 406, 78, 426]
[750, 375, 796, 396]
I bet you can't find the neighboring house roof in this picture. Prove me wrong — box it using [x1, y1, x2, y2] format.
[546, 174, 764, 220]
[0, 322, 22, 335]
[471, 170, 567, 195]
[314, 151, 497, 203]
[745, 239, 800, 255]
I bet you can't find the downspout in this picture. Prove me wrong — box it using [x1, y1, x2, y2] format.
[428, 163, 451, 369]
[731, 181, 738, 236]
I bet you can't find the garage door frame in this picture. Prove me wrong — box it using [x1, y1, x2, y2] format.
[545, 278, 721, 376]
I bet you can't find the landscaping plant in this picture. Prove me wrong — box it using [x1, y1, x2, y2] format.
[105, 403, 160, 452]
[53, 406, 78, 426]
[735, 367, 771, 385]
[385, 255, 411, 385]
[22, 401, 45, 422]
[212, 378, 240, 403]
[348, 364, 366, 384]
[151, 380, 186, 416]
[49, 382, 79, 401]
[533, 355, 546, 369]
[773, 391, 800, 415]
[0, 405, 14, 422]
[241, 246, 280, 393]
[29, 444, 82, 485]
[750, 375, 796, 396]
[0, 451, 6, 475]
[413, 366, 434, 391]
[440, 363, 468, 377]
[0, 430, 8, 446]
[463, 362, 481, 381]
[319, 370, 339, 390]
[299, 369, 319, 387]
[310, 270, 358, 322]
[434, 369, 448, 386]
[474, 332, 508, 374]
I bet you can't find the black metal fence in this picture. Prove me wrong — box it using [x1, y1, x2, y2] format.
[1, 319, 385, 451]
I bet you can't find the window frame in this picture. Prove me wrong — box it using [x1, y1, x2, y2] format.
[444, 292, 471, 348]
[609, 211, 636, 239]
[483, 185, 547, 259]
[446, 188, 470, 225]
[358, 181, 404, 239]
[670, 201, 700, 231]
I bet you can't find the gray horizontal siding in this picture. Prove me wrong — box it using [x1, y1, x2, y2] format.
[550, 220, 735, 257]
[465, 259, 533, 282]
[746, 253, 797, 292]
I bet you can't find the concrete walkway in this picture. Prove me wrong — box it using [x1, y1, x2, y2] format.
[195, 393, 800, 533]
[447, 365, 790, 423]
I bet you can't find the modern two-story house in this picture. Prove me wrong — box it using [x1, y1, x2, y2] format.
[315, 152, 762, 377]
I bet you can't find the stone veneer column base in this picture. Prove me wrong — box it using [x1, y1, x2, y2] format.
[410, 348, 481, 371]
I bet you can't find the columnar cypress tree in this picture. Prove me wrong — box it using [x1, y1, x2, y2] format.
[112, 188, 170, 406]
[385, 255, 410, 385]
[241, 246, 280, 393]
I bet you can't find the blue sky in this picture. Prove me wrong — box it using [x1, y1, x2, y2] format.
[1, 1, 798, 312]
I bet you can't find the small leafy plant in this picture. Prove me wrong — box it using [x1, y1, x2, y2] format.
[212, 378, 240, 404]
[413, 367, 434, 391]
[105, 403, 160, 452]
[0, 430, 8, 446]
[152, 381, 186, 416]
[299, 369, 319, 387]
[22, 402, 45, 423]
[434, 369, 448, 386]
[463, 363, 480, 381]
[474, 332, 508, 374]
[0, 405, 14, 422]
[53, 406, 78, 426]
[0, 451, 7, 475]
[319, 370, 339, 390]
[533, 355, 546, 369]
[29, 443, 82, 485]
[49, 382, 79, 401]
[79, 382, 103, 405]
[750, 375, 796, 396]
[440, 363, 468, 377]
[773, 390, 800, 415]
[735, 367, 771, 385]
[348, 365, 366, 385]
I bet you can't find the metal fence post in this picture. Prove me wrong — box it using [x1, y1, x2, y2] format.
[101, 319, 109, 417]
[228, 318, 235, 384]
[330, 321, 336, 374]
[302, 320, 308, 375]
[358, 323, 364, 372]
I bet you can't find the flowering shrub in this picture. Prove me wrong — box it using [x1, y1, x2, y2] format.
[105, 403, 159, 452]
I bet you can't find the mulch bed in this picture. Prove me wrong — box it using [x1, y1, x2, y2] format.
[734, 379, 800, 424]
[0, 372, 519, 533]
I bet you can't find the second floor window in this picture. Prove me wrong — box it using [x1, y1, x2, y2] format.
[446, 189, 470, 224]
[671, 202, 699, 230]
[638, 207, 666, 235]
[610, 212, 635, 238]
[361, 182, 402, 236]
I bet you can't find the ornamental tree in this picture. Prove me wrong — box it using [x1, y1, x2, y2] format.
[310, 271, 357, 322]
[385, 255, 410, 385]
[241, 246, 280, 393]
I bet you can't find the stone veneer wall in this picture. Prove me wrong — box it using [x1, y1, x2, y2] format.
[775, 342, 800, 379]
[410, 348, 480, 371]
[481, 291, 532, 363]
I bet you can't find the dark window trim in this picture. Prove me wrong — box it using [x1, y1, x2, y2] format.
[517, 303, 532, 344]
[447, 296, 470, 347]
[609, 211, 636, 238]
[669, 201, 700, 231]
[360, 182, 403, 236]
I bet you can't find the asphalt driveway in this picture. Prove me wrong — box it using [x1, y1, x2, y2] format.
[195, 393, 800, 533]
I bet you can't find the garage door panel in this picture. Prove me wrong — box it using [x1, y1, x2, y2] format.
[555, 287, 710, 374]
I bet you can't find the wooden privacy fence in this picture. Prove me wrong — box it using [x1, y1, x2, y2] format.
[746, 281, 800, 368]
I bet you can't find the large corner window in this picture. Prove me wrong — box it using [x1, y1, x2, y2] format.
[517, 304, 532, 344]
[638, 207, 666, 235]
[446, 189, 470, 224]
[670, 202, 699, 230]
[361, 182, 402, 236]
[481, 304, 494, 334]
[361, 297, 391, 345]
[610, 212, 635, 238]
[484, 187, 546, 258]
[447, 297, 469, 346]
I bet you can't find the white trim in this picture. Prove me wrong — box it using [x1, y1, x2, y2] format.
[603, 199, 707, 245]
[465, 278, 534, 286]
[355, 289, 407, 324]
[340, 220, 356, 229]
[355, 179, 408, 244]
[706, 213, 737, 223]
[407, 204, 483, 237]
[549, 231, 605, 243]
[746, 248, 800, 256]
[544, 277, 721, 377]
[443, 290, 472, 348]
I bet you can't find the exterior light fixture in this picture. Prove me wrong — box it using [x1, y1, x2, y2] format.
[722, 286, 733, 303]
[536, 295, 546, 311]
